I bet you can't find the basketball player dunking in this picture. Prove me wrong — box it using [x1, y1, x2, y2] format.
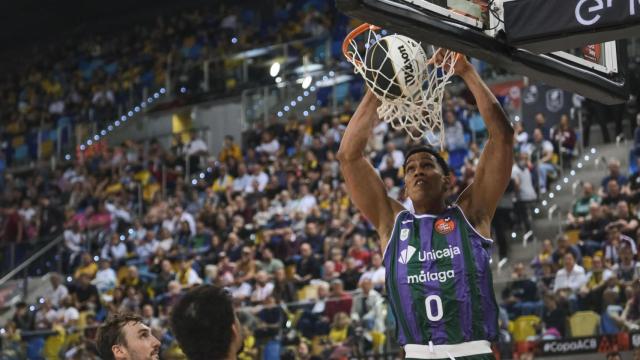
[337, 53, 514, 359]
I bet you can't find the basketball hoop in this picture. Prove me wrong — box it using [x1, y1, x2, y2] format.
[343, 23, 458, 146]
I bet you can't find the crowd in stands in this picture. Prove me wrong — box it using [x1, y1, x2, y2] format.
[501, 147, 640, 342]
[0, 0, 344, 167]
[2, 1, 640, 358]
[0, 78, 619, 358]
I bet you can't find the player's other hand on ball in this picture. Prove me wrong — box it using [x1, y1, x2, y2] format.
[431, 48, 472, 76]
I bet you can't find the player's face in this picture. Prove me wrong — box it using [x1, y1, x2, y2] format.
[118, 322, 160, 360]
[404, 152, 447, 201]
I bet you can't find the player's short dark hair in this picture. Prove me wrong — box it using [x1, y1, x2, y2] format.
[96, 313, 143, 360]
[403, 146, 450, 176]
[170, 285, 235, 360]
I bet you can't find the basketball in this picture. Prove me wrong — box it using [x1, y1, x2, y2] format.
[364, 34, 428, 100]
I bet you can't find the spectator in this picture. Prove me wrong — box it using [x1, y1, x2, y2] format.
[602, 180, 631, 210]
[540, 293, 568, 338]
[502, 262, 541, 319]
[578, 255, 613, 312]
[553, 252, 587, 302]
[609, 200, 639, 238]
[534, 113, 551, 140]
[219, 135, 242, 163]
[567, 182, 601, 227]
[513, 122, 529, 153]
[360, 253, 385, 291]
[250, 271, 274, 304]
[255, 131, 281, 160]
[550, 114, 576, 170]
[294, 243, 321, 287]
[45, 272, 69, 309]
[611, 241, 640, 286]
[71, 273, 101, 312]
[350, 278, 385, 334]
[340, 256, 362, 291]
[74, 252, 98, 279]
[377, 142, 404, 172]
[552, 234, 582, 265]
[325, 279, 353, 323]
[93, 259, 118, 294]
[272, 267, 296, 304]
[101, 233, 128, 264]
[512, 152, 537, 233]
[253, 295, 285, 340]
[63, 221, 85, 270]
[259, 247, 284, 276]
[12, 302, 34, 331]
[530, 239, 554, 276]
[579, 203, 609, 251]
[524, 128, 556, 194]
[444, 110, 468, 170]
[183, 130, 209, 172]
[176, 257, 203, 288]
[600, 159, 628, 193]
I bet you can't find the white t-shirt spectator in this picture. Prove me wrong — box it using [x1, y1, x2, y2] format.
[297, 194, 317, 214]
[233, 174, 253, 193]
[245, 171, 269, 193]
[47, 284, 69, 308]
[62, 306, 80, 325]
[93, 268, 117, 293]
[19, 207, 36, 222]
[251, 282, 275, 303]
[360, 266, 386, 288]
[101, 242, 127, 262]
[511, 164, 538, 202]
[184, 138, 208, 157]
[137, 240, 159, 260]
[378, 150, 405, 171]
[229, 282, 252, 300]
[256, 139, 280, 157]
[553, 264, 587, 294]
[522, 140, 554, 163]
[64, 229, 84, 254]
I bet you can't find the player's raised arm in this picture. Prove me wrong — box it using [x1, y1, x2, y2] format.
[337, 91, 404, 245]
[454, 56, 514, 237]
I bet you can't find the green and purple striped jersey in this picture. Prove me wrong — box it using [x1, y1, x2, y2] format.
[382, 206, 499, 346]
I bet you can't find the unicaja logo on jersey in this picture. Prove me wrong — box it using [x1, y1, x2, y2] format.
[398, 246, 417, 264]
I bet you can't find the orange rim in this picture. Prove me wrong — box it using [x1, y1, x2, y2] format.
[342, 23, 381, 67]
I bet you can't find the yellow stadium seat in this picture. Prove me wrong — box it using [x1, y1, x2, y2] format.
[569, 311, 600, 337]
[512, 315, 541, 342]
[565, 229, 580, 245]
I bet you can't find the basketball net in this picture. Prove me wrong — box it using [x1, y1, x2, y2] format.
[343, 24, 457, 147]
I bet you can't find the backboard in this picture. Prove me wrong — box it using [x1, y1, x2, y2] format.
[336, 0, 629, 104]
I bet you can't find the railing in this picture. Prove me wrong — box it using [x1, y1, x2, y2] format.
[0, 235, 64, 301]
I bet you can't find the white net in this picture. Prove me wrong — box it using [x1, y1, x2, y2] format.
[345, 25, 457, 147]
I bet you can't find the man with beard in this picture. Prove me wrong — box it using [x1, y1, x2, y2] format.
[96, 313, 160, 360]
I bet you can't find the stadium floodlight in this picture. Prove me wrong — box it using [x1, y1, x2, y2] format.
[270, 62, 281, 77]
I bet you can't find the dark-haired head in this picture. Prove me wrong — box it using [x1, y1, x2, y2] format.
[170, 285, 241, 360]
[404, 146, 450, 176]
[96, 312, 159, 360]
